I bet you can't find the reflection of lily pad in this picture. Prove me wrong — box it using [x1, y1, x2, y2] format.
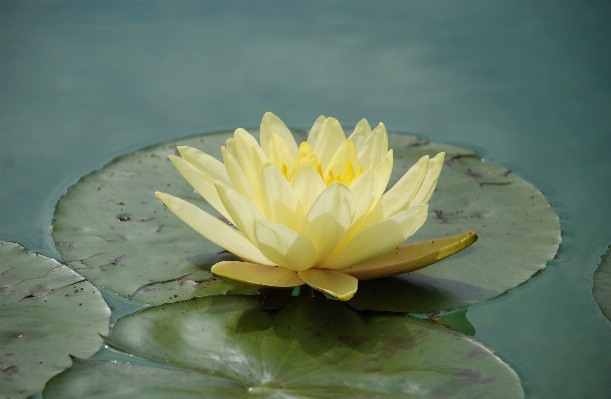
[593, 245, 611, 322]
[0, 241, 110, 399]
[44, 295, 523, 398]
[53, 130, 560, 310]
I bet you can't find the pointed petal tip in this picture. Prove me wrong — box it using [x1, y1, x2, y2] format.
[338, 229, 478, 280]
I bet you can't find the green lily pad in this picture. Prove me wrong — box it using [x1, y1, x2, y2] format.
[52, 132, 263, 304]
[52, 130, 560, 310]
[0, 241, 110, 399]
[349, 135, 561, 312]
[44, 295, 523, 398]
[593, 244, 611, 322]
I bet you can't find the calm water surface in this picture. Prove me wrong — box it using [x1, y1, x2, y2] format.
[2, 1, 611, 398]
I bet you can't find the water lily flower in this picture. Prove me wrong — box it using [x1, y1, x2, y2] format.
[155, 113, 476, 301]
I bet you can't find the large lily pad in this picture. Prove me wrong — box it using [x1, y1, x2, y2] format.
[349, 135, 561, 311]
[53, 129, 560, 310]
[52, 132, 261, 304]
[0, 241, 110, 399]
[44, 295, 523, 398]
[593, 245, 611, 322]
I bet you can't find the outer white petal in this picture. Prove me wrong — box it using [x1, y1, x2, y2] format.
[320, 204, 429, 270]
[300, 183, 356, 265]
[260, 112, 299, 159]
[253, 219, 317, 271]
[176, 146, 231, 186]
[155, 192, 274, 266]
[260, 163, 304, 232]
[410, 152, 445, 206]
[168, 155, 234, 224]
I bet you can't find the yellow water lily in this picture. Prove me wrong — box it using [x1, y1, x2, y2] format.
[155, 113, 476, 301]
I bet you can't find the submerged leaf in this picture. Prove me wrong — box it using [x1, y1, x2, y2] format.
[593, 244, 611, 322]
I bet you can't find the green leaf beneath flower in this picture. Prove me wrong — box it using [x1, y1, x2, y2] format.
[44, 295, 523, 399]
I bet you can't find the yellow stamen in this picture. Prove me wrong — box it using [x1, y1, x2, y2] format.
[343, 160, 356, 185]
[325, 170, 335, 186]
[316, 163, 324, 179]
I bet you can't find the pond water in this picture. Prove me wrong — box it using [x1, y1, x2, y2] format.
[1, 1, 610, 398]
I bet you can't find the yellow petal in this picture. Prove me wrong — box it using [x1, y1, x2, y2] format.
[311, 117, 346, 170]
[301, 183, 355, 265]
[234, 128, 268, 190]
[225, 138, 240, 161]
[357, 125, 386, 170]
[324, 139, 360, 179]
[373, 150, 394, 205]
[307, 115, 327, 147]
[348, 169, 378, 222]
[379, 155, 429, 219]
[298, 269, 358, 301]
[372, 122, 389, 156]
[215, 182, 266, 244]
[347, 118, 372, 151]
[321, 204, 429, 270]
[411, 152, 445, 206]
[338, 170, 378, 246]
[338, 230, 478, 280]
[176, 146, 231, 186]
[253, 219, 317, 271]
[291, 164, 327, 213]
[221, 147, 263, 213]
[260, 163, 304, 232]
[211, 261, 304, 287]
[295, 141, 321, 171]
[268, 134, 296, 176]
[260, 112, 299, 159]
[154, 192, 273, 266]
[168, 155, 234, 224]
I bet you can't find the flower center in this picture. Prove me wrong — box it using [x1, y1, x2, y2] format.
[280, 159, 364, 187]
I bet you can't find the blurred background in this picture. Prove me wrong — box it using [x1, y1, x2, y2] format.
[1, 1, 610, 397]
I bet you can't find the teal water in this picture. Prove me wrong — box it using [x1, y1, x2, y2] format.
[2, 1, 611, 397]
